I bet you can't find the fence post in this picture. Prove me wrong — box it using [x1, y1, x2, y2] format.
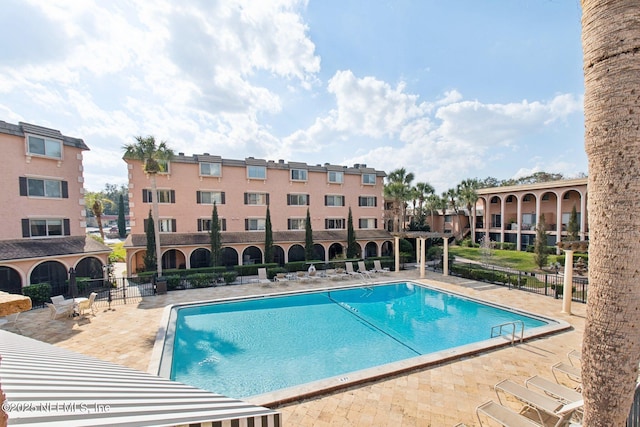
[544, 274, 548, 296]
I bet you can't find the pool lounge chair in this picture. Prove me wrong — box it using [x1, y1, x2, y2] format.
[345, 262, 366, 279]
[373, 260, 390, 274]
[357, 261, 375, 278]
[525, 375, 583, 405]
[552, 362, 582, 386]
[494, 379, 569, 425]
[254, 268, 272, 284]
[78, 292, 98, 316]
[476, 398, 583, 427]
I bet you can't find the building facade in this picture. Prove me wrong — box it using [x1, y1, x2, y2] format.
[475, 178, 589, 250]
[0, 121, 111, 293]
[123, 154, 393, 274]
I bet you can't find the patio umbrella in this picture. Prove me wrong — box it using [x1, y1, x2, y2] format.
[68, 268, 78, 298]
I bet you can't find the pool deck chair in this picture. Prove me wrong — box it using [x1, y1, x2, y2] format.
[357, 261, 375, 278]
[78, 292, 98, 316]
[525, 375, 583, 404]
[254, 268, 272, 284]
[373, 260, 390, 274]
[567, 349, 582, 366]
[345, 262, 366, 279]
[494, 379, 566, 425]
[552, 362, 582, 386]
[476, 400, 541, 427]
[46, 302, 73, 320]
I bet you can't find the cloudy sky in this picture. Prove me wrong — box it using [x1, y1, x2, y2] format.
[1, 0, 585, 193]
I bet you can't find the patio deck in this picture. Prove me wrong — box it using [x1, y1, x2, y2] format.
[3, 268, 585, 426]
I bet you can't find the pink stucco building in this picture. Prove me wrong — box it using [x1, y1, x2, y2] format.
[123, 154, 393, 274]
[0, 121, 111, 293]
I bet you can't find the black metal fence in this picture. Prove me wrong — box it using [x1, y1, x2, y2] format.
[434, 261, 588, 304]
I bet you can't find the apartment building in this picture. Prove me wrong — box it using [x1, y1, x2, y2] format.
[475, 178, 588, 250]
[123, 154, 393, 274]
[0, 121, 111, 293]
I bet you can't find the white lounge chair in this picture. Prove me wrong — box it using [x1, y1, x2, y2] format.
[46, 302, 73, 320]
[476, 398, 583, 427]
[357, 261, 375, 278]
[345, 262, 365, 279]
[373, 260, 390, 274]
[552, 362, 582, 386]
[254, 268, 272, 284]
[525, 375, 583, 404]
[78, 292, 98, 316]
[494, 379, 566, 425]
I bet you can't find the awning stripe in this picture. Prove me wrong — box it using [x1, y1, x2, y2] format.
[0, 331, 281, 427]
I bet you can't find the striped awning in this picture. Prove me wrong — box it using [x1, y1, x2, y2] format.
[0, 331, 281, 426]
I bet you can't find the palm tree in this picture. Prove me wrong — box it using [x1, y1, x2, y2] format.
[84, 191, 114, 240]
[425, 194, 444, 232]
[457, 179, 479, 242]
[443, 188, 460, 236]
[123, 136, 174, 277]
[384, 168, 415, 232]
[414, 182, 435, 228]
[581, 1, 640, 424]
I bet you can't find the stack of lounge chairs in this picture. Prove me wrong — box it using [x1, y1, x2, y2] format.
[474, 350, 584, 427]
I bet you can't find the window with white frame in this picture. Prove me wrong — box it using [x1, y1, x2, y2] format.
[247, 165, 266, 179]
[362, 173, 376, 185]
[359, 218, 377, 229]
[328, 170, 343, 183]
[325, 218, 345, 229]
[196, 191, 225, 204]
[200, 162, 221, 177]
[156, 159, 170, 174]
[522, 213, 536, 225]
[142, 189, 175, 203]
[27, 135, 62, 159]
[158, 218, 176, 232]
[198, 218, 227, 231]
[287, 194, 309, 206]
[287, 218, 306, 230]
[562, 212, 581, 225]
[244, 192, 269, 205]
[245, 218, 266, 231]
[324, 195, 345, 206]
[20, 177, 66, 198]
[290, 169, 308, 181]
[358, 196, 377, 207]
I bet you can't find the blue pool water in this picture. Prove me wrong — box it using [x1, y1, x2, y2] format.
[167, 282, 548, 399]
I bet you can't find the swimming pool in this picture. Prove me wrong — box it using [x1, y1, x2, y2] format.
[152, 282, 568, 405]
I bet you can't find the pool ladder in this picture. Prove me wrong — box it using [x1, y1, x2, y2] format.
[491, 320, 524, 345]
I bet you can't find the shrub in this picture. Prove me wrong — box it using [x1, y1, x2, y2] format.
[165, 274, 182, 291]
[22, 283, 52, 307]
[235, 263, 279, 277]
[267, 267, 288, 279]
[187, 273, 213, 288]
[427, 246, 442, 261]
[222, 272, 238, 284]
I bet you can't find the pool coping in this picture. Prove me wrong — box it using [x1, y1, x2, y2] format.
[148, 279, 572, 407]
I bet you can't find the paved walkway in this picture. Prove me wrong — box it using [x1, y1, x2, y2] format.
[4, 269, 585, 426]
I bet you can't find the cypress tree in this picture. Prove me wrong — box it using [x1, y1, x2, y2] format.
[346, 207, 358, 258]
[210, 202, 222, 267]
[144, 210, 157, 272]
[566, 205, 580, 241]
[305, 208, 314, 260]
[264, 204, 274, 263]
[117, 194, 127, 238]
[534, 213, 548, 268]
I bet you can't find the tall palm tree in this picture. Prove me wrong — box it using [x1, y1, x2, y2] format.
[123, 136, 174, 277]
[414, 182, 435, 228]
[581, 1, 640, 424]
[457, 179, 479, 242]
[384, 168, 415, 232]
[425, 194, 445, 232]
[444, 188, 460, 237]
[84, 191, 114, 240]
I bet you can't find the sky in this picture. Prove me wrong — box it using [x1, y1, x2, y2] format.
[0, 0, 586, 193]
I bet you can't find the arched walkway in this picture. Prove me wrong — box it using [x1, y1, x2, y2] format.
[0, 266, 22, 293]
[273, 246, 285, 266]
[162, 249, 186, 270]
[312, 244, 325, 261]
[288, 244, 305, 263]
[190, 248, 211, 269]
[221, 247, 239, 267]
[30, 261, 67, 287]
[242, 246, 263, 265]
[75, 257, 104, 278]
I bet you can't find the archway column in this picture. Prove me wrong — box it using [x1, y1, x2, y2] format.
[443, 237, 449, 276]
[562, 249, 574, 314]
[419, 237, 426, 278]
[394, 236, 400, 273]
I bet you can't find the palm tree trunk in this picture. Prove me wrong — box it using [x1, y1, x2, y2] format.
[96, 214, 105, 241]
[151, 174, 163, 277]
[581, 1, 640, 424]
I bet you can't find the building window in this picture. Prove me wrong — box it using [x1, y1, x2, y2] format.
[198, 218, 226, 231]
[444, 215, 452, 223]
[328, 171, 343, 184]
[244, 192, 269, 205]
[27, 135, 62, 159]
[358, 196, 377, 207]
[290, 169, 308, 181]
[506, 195, 514, 203]
[288, 218, 306, 230]
[287, 194, 309, 206]
[22, 218, 70, 238]
[19, 177, 68, 198]
[245, 218, 266, 231]
[200, 162, 221, 177]
[142, 189, 175, 203]
[490, 196, 499, 204]
[325, 218, 345, 229]
[247, 165, 266, 179]
[542, 194, 550, 201]
[562, 212, 581, 225]
[359, 218, 377, 229]
[523, 195, 532, 202]
[324, 195, 345, 206]
[196, 191, 225, 204]
[158, 219, 176, 233]
[362, 173, 376, 185]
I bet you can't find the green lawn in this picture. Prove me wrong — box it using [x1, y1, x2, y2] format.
[108, 241, 126, 263]
[448, 246, 559, 273]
